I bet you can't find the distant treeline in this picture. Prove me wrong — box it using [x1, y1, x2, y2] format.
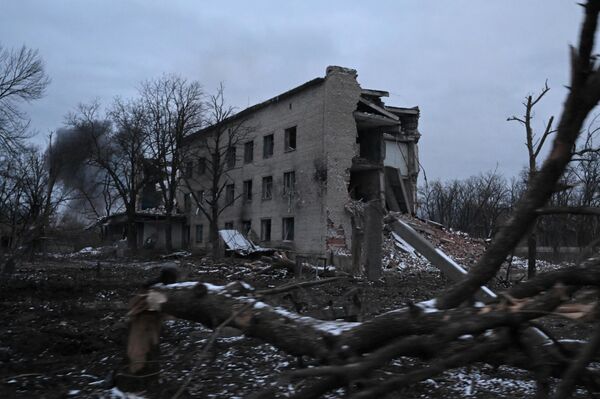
[418, 148, 600, 249]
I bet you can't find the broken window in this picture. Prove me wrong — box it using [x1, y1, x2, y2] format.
[184, 161, 193, 178]
[197, 157, 206, 175]
[283, 171, 295, 195]
[282, 217, 294, 241]
[244, 140, 254, 163]
[224, 221, 234, 229]
[227, 147, 236, 169]
[225, 183, 235, 205]
[195, 224, 203, 243]
[263, 134, 274, 158]
[183, 192, 191, 212]
[261, 218, 271, 241]
[243, 179, 252, 202]
[241, 220, 252, 236]
[284, 126, 297, 152]
[262, 176, 273, 200]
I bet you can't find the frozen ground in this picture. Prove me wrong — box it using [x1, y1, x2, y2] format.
[0, 224, 593, 398]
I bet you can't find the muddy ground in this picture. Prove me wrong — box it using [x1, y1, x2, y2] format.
[0, 251, 594, 399]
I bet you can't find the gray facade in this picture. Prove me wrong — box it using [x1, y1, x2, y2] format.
[181, 66, 420, 263]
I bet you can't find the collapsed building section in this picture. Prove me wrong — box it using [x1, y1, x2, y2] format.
[352, 90, 420, 213]
[181, 66, 421, 271]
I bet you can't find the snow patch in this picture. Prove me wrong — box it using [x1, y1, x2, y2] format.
[163, 281, 198, 289]
[416, 299, 439, 313]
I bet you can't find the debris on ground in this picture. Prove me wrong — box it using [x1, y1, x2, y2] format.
[0, 214, 584, 398]
[219, 229, 275, 256]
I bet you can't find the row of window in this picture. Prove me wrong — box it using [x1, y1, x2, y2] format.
[183, 171, 296, 211]
[183, 126, 297, 178]
[237, 171, 296, 202]
[194, 217, 294, 243]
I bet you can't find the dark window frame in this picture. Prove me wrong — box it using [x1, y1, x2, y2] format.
[225, 183, 235, 205]
[283, 171, 296, 195]
[226, 146, 236, 169]
[284, 126, 297, 152]
[261, 218, 272, 241]
[243, 179, 253, 202]
[262, 176, 273, 200]
[263, 134, 274, 159]
[244, 140, 254, 164]
[241, 220, 252, 236]
[282, 217, 294, 241]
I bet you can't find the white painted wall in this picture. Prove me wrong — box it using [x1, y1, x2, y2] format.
[384, 140, 410, 176]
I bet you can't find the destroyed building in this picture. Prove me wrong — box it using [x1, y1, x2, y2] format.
[96, 159, 187, 251]
[181, 66, 420, 265]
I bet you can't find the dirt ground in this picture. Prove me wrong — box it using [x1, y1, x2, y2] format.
[0, 230, 595, 398]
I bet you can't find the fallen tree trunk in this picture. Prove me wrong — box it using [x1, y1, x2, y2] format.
[121, 260, 600, 397]
[127, 281, 357, 362]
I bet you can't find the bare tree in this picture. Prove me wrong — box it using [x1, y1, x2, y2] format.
[69, 169, 122, 221]
[0, 152, 25, 254]
[550, 113, 600, 249]
[507, 81, 556, 278]
[181, 84, 252, 258]
[140, 75, 203, 251]
[0, 141, 68, 258]
[419, 170, 510, 239]
[0, 45, 50, 154]
[438, 0, 600, 309]
[67, 100, 148, 252]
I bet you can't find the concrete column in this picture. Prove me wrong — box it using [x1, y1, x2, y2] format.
[363, 200, 383, 281]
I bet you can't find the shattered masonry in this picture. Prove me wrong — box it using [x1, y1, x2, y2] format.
[182, 66, 421, 269]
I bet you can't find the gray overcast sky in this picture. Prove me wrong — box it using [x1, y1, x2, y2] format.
[0, 0, 584, 181]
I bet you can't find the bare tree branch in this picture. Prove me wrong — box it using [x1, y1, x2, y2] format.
[535, 206, 600, 216]
[437, 0, 600, 309]
[0, 44, 50, 155]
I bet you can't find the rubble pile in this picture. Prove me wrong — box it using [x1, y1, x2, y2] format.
[381, 233, 436, 272]
[382, 214, 485, 273]
[382, 214, 563, 284]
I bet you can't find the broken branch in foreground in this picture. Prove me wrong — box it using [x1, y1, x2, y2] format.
[436, 0, 600, 310]
[121, 258, 600, 397]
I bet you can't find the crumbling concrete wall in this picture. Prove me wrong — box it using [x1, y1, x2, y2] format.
[185, 73, 333, 257]
[322, 66, 362, 258]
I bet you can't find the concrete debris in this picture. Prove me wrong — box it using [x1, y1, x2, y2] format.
[219, 229, 274, 256]
[382, 213, 564, 286]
